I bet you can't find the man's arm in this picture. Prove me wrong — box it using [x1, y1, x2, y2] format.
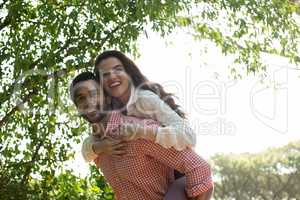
[139, 140, 213, 198]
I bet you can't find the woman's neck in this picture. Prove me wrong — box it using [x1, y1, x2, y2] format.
[118, 87, 131, 105]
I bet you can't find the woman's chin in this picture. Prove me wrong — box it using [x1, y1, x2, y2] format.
[108, 85, 127, 97]
[110, 90, 130, 101]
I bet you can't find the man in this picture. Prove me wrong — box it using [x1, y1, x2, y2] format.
[70, 72, 213, 200]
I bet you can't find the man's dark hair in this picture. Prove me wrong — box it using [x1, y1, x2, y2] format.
[70, 71, 96, 103]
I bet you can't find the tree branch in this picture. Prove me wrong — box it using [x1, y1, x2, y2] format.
[0, 89, 37, 126]
[20, 139, 43, 185]
[0, 58, 43, 105]
[0, 13, 11, 31]
[273, 172, 296, 199]
[99, 22, 126, 47]
[0, 23, 125, 126]
[0, 38, 72, 105]
[0, 60, 91, 126]
[0, 0, 9, 9]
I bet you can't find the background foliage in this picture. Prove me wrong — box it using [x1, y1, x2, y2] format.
[213, 140, 300, 200]
[0, 0, 299, 199]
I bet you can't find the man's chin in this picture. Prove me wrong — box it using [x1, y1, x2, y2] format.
[87, 115, 102, 123]
[81, 113, 102, 123]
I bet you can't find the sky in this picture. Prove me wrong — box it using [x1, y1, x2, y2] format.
[68, 29, 300, 177]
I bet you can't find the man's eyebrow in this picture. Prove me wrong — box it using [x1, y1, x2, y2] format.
[74, 89, 86, 98]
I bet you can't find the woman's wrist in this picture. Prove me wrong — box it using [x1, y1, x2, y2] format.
[144, 126, 157, 141]
[133, 125, 157, 141]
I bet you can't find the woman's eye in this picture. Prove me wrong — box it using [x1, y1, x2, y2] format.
[114, 67, 124, 74]
[115, 66, 124, 71]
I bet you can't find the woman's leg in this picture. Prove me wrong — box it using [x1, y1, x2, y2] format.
[192, 187, 213, 200]
[174, 170, 185, 179]
[164, 176, 188, 200]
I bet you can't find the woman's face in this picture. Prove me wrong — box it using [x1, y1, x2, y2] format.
[96, 57, 131, 103]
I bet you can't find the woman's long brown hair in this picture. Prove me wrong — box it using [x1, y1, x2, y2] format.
[94, 50, 186, 118]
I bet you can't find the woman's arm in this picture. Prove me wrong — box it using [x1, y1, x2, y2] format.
[130, 90, 196, 150]
[81, 135, 126, 163]
[81, 114, 126, 163]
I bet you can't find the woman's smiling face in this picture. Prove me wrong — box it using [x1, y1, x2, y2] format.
[96, 57, 131, 103]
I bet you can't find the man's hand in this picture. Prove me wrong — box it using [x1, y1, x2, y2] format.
[92, 136, 127, 157]
[91, 123, 106, 138]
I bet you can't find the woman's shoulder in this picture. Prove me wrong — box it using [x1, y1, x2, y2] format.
[134, 89, 164, 106]
[127, 88, 157, 112]
[136, 89, 159, 99]
[128, 89, 161, 111]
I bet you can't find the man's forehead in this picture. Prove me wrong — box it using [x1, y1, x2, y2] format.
[73, 80, 101, 95]
[77, 79, 98, 88]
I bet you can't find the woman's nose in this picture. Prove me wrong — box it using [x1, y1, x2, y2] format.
[106, 72, 119, 83]
[109, 71, 118, 79]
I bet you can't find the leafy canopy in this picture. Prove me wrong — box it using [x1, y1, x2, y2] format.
[0, 0, 299, 199]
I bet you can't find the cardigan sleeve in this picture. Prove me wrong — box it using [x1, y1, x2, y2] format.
[131, 90, 196, 150]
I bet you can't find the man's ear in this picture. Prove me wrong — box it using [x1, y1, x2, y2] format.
[80, 113, 91, 123]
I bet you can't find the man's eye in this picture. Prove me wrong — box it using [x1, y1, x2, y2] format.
[90, 90, 97, 96]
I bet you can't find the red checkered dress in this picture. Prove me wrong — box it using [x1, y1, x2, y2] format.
[94, 112, 213, 200]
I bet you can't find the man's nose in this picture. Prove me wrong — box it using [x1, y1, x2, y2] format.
[88, 97, 97, 105]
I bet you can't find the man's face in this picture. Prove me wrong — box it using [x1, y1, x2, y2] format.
[72, 80, 104, 123]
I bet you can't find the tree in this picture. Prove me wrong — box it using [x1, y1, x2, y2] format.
[178, 0, 300, 78]
[0, 1, 191, 199]
[0, 0, 299, 199]
[212, 140, 300, 200]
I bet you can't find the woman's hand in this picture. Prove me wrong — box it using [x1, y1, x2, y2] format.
[92, 136, 127, 157]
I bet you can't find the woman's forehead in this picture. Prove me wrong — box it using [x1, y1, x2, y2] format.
[96, 57, 123, 70]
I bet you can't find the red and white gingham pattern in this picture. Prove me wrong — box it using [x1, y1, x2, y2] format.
[94, 111, 213, 200]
